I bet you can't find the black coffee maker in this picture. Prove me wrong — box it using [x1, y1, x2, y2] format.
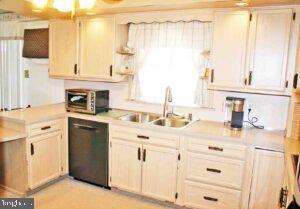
[224, 97, 245, 131]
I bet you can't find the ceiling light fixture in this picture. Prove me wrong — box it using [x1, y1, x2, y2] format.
[235, 1, 248, 6]
[80, 0, 97, 9]
[53, 0, 74, 12]
[32, 0, 48, 8]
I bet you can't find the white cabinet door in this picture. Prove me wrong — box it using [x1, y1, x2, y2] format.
[110, 139, 142, 193]
[141, 145, 178, 202]
[247, 9, 293, 92]
[210, 11, 250, 89]
[49, 20, 78, 78]
[248, 149, 284, 209]
[79, 17, 115, 79]
[28, 131, 61, 189]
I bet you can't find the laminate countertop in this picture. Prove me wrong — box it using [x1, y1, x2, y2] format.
[0, 103, 285, 150]
[0, 127, 27, 143]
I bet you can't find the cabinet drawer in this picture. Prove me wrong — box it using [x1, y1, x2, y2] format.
[187, 137, 246, 160]
[184, 181, 241, 209]
[28, 119, 62, 137]
[111, 125, 179, 148]
[186, 152, 244, 189]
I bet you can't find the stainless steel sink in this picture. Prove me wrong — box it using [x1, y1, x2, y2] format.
[152, 118, 191, 128]
[119, 113, 160, 123]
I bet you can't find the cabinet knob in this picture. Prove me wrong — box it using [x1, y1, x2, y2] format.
[143, 149, 146, 162]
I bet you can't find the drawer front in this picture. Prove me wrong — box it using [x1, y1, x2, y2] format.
[186, 152, 245, 189]
[111, 125, 179, 148]
[28, 119, 62, 137]
[187, 137, 246, 160]
[184, 181, 241, 209]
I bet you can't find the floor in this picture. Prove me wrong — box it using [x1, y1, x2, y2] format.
[25, 179, 176, 209]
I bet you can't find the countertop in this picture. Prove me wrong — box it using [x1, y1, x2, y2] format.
[0, 103, 285, 151]
[0, 127, 27, 143]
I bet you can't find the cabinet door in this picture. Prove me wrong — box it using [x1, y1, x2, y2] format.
[248, 149, 284, 209]
[247, 9, 292, 91]
[49, 20, 77, 77]
[28, 131, 61, 189]
[210, 11, 250, 89]
[141, 145, 178, 202]
[110, 139, 142, 193]
[79, 17, 115, 79]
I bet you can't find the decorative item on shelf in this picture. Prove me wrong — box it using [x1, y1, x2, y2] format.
[201, 50, 210, 57]
[116, 66, 134, 76]
[200, 68, 210, 80]
[117, 46, 135, 56]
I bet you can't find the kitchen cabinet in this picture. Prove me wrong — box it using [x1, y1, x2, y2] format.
[248, 149, 284, 209]
[210, 9, 294, 95]
[210, 11, 250, 89]
[49, 17, 125, 82]
[110, 139, 142, 193]
[28, 131, 62, 190]
[49, 20, 78, 78]
[141, 145, 178, 202]
[247, 9, 293, 92]
[110, 125, 179, 202]
[79, 17, 115, 80]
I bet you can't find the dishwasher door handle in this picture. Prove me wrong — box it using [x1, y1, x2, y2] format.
[74, 124, 98, 131]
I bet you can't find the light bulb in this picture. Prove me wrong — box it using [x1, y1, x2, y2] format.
[79, 0, 96, 9]
[32, 0, 48, 8]
[53, 0, 74, 12]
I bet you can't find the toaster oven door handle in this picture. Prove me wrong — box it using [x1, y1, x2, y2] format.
[68, 92, 87, 96]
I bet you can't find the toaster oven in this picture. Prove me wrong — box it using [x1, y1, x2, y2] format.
[65, 89, 109, 115]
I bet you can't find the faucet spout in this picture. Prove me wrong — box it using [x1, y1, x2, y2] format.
[163, 86, 172, 118]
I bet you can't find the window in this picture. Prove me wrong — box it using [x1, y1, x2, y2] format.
[127, 21, 212, 107]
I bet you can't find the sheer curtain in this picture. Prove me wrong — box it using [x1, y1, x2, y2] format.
[127, 21, 212, 107]
[0, 19, 23, 110]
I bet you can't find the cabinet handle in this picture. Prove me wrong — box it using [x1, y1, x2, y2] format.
[211, 69, 214, 83]
[137, 135, 149, 140]
[74, 64, 78, 75]
[203, 196, 218, 202]
[208, 146, 223, 152]
[248, 71, 253, 85]
[31, 143, 34, 156]
[110, 65, 113, 77]
[143, 149, 146, 162]
[293, 73, 298, 89]
[41, 126, 51, 131]
[279, 187, 288, 208]
[207, 168, 222, 173]
[138, 148, 141, 161]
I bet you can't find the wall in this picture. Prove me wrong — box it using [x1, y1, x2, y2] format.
[22, 21, 64, 107]
[65, 80, 290, 130]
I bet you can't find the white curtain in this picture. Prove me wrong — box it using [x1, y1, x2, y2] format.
[127, 21, 212, 107]
[0, 18, 24, 110]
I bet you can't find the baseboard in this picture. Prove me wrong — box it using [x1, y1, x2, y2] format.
[0, 184, 26, 197]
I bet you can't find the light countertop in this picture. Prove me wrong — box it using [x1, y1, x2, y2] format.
[0, 127, 27, 143]
[0, 103, 285, 151]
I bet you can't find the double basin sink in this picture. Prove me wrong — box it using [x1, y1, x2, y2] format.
[119, 112, 192, 128]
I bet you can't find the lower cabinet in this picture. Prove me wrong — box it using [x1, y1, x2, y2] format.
[110, 139, 142, 193]
[248, 149, 284, 209]
[28, 131, 62, 190]
[110, 139, 179, 202]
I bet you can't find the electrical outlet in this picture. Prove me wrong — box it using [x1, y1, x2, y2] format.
[24, 70, 30, 78]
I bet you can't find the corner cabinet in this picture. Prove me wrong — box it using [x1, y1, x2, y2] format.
[248, 149, 284, 209]
[210, 9, 294, 95]
[49, 17, 125, 82]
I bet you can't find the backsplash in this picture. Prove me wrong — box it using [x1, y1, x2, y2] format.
[65, 80, 290, 131]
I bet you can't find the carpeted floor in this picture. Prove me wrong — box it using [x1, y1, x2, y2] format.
[29, 179, 175, 209]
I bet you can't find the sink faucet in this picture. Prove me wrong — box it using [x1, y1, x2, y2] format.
[163, 86, 173, 118]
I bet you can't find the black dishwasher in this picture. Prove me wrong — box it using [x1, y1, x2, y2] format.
[69, 117, 109, 187]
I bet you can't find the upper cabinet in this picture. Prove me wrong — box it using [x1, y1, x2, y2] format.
[49, 20, 77, 78]
[211, 11, 250, 89]
[247, 9, 293, 92]
[210, 9, 294, 95]
[79, 18, 115, 80]
[49, 17, 126, 82]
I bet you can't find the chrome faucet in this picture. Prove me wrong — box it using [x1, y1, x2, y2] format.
[163, 86, 173, 118]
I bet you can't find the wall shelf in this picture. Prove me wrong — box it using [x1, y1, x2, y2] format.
[116, 51, 135, 56]
[116, 71, 135, 76]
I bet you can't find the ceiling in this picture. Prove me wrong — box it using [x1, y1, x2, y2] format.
[0, 0, 299, 19]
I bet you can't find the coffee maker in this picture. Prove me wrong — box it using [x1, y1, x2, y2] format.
[224, 97, 245, 131]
